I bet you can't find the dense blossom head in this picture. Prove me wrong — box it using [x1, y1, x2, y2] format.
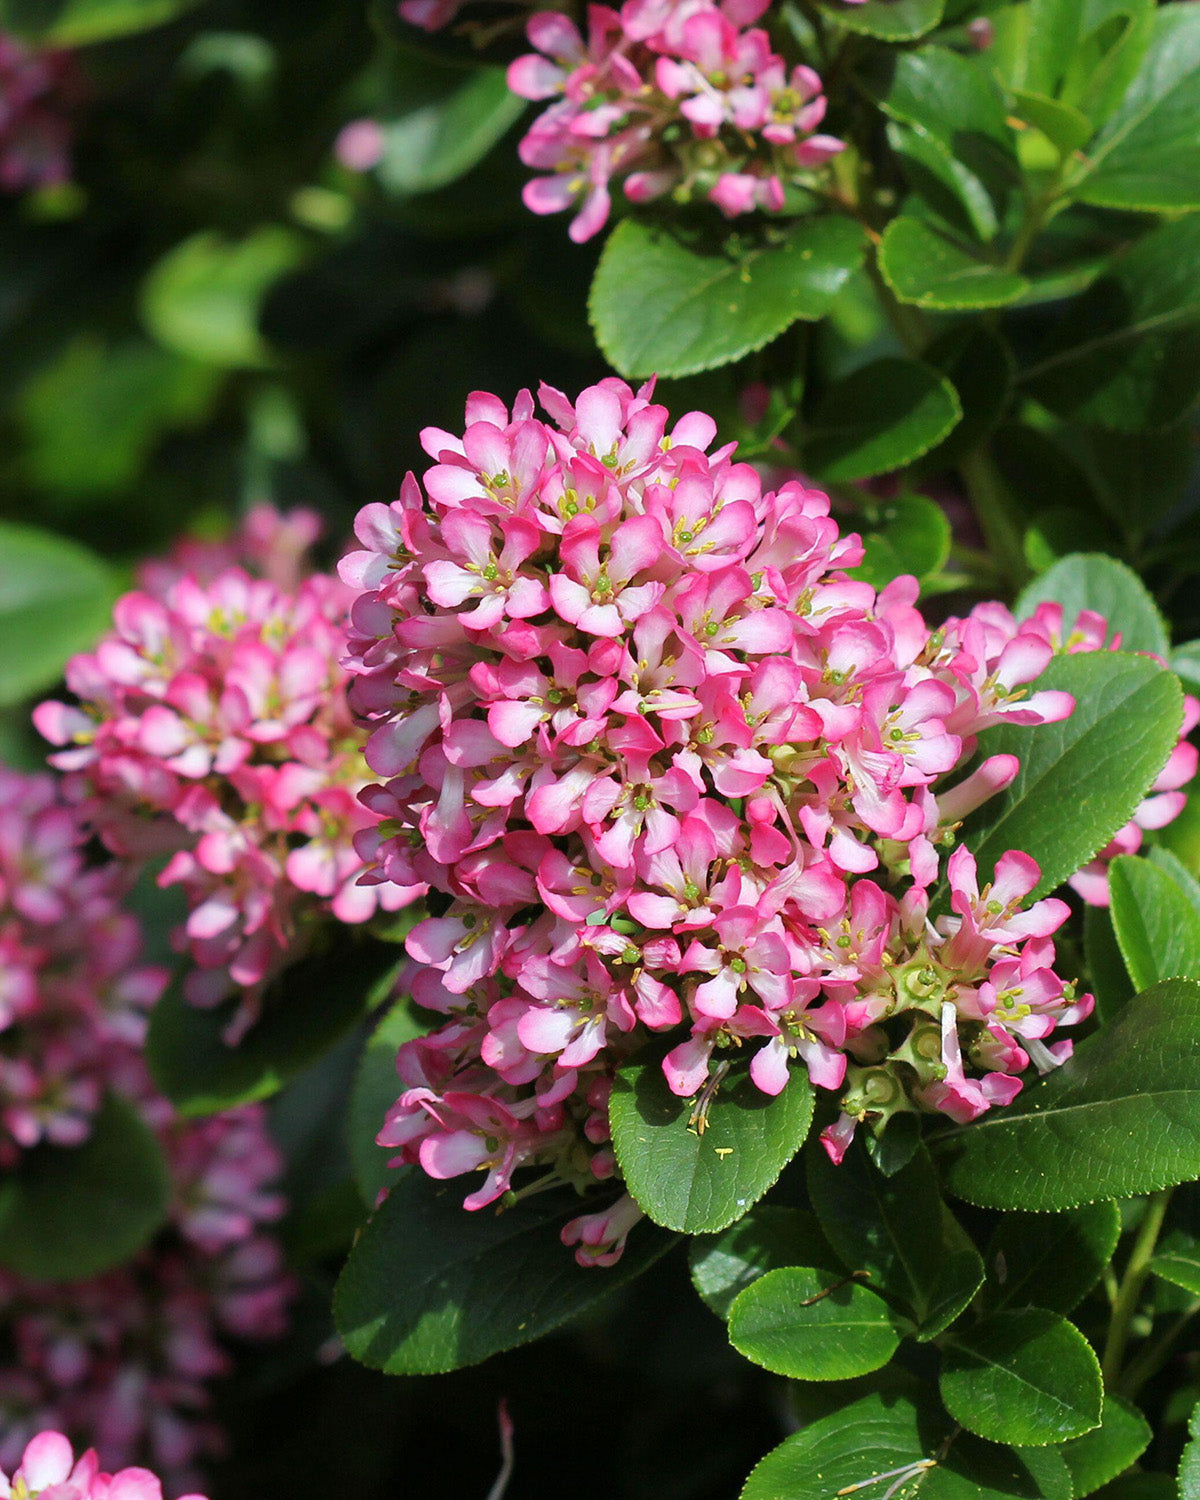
[0, 1101, 291, 1494]
[0, 1428, 207, 1500]
[0, 769, 165, 1165]
[505, 1, 843, 240]
[339, 377, 1111, 1265]
[36, 507, 406, 1036]
[0, 34, 78, 194]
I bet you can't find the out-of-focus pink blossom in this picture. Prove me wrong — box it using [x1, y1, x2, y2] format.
[504, 2, 844, 240]
[0, 33, 79, 193]
[37, 508, 407, 1036]
[339, 379, 1103, 1261]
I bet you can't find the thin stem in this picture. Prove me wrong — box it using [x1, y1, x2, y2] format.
[1102, 1189, 1174, 1388]
[1117, 1299, 1200, 1401]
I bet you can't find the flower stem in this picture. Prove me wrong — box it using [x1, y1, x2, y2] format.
[957, 448, 1029, 594]
[1102, 1189, 1173, 1388]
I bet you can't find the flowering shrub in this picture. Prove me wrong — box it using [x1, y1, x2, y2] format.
[5, 0, 1200, 1497]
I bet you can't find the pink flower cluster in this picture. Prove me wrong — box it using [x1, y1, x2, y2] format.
[0, 1430, 204, 1500]
[976, 598, 1197, 906]
[0, 33, 77, 193]
[0, 769, 165, 1165]
[37, 508, 406, 1036]
[339, 378, 1106, 1265]
[506, 1, 843, 241]
[0, 1101, 292, 1494]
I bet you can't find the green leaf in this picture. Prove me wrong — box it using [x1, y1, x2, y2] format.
[1085, 904, 1135, 1021]
[376, 64, 524, 198]
[728, 1265, 900, 1380]
[807, 1144, 983, 1339]
[940, 1309, 1103, 1446]
[1093, 1478, 1176, 1500]
[955, 652, 1182, 903]
[589, 217, 866, 379]
[1149, 1234, 1200, 1296]
[141, 227, 306, 369]
[0, 522, 117, 708]
[821, 0, 944, 41]
[348, 998, 428, 1204]
[334, 1173, 675, 1374]
[0, 0, 198, 44]
[1072, 5, 1200, 212]
[147, 935, 401, 1116]
[741, 1391, 1073, 1500]
[887, 120, 999, 242]
[1023, 215, 1200, 432]
[1016, 553, 1169, 657]
[980, 1203, 1122, 1315]
[1010, 89, 1094, 155]
[609, 1046, 813, 1234]
[1110, 854, 1200, 990]
[803, 358, 962, 482]
[937, 979, 1200, 1210]
[1174, 641, 1200, 692]
[874, 46, 1017, 236]
[880, 218, 1029, 309]
[1061, 1395, 1152, 1498]
[18, 337, 219, 497]
[850, 492, 952, 589]
[688, 1206, 837, 1320]
[1180, 1400, 1200, 1500]
[0, 1094, 170, 1280]
[923, 324, 1015, 465]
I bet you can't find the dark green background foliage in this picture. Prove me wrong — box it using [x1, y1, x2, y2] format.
[5, 0, 1200, 1497]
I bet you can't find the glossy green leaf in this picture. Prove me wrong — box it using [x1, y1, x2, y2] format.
[728, 1266, 900, 1380]
[1179, 1400, 1200, 1500]
[956, 652, 1182, 903]
[887, 120, 999, 242]
[741, 1391, 1072, 1500]
[0, 522, 117, 707]
[880, 218, 1028, 309]
[1086, 902, 1136, 1023]
[1110, 854, 1200, 990]
[874, 46, 1017, 235]
[804, 358, 961, 482]
[1061, 1395, 1152, 1497]
[348, 998, 428, 1204]
[688, 1206, 837, 1320]
[609, 1046, 813, 1234]
[1072, 5, 1200, 212]
[807, 1144, 983, 1339]
[1010, 89, 1094, 155]
[1023, 215, 1200, 432]
[1094, 1478, 1176, 1500]
[0, 0, 198, 44]
[147, 935, 401, 1116]
[937, 979, 1200, 1210]
[1149, 1230, 1200, 1296]
[1173, 641, 1200, 693]
[0, 1095, 170, 1280]
[850, 492, 952, 588]
[142, 227, 305, 369]
[376, 65, 523, 198]
[1016, 553, 1169, 657]
[590, 216, 865, 379]
[940, 1309, 1103, 1446]
[334, 1174, 675, 1374]
[821, 0, 944, 41]
[981, 1203, 1122, 1315]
